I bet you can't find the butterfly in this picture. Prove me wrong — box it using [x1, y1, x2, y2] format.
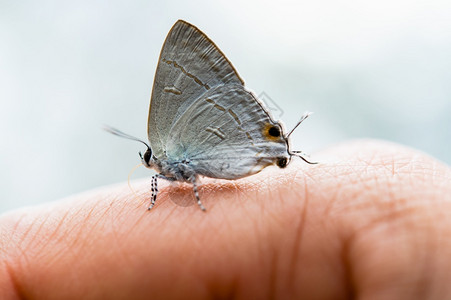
[105, 20, 316, 211]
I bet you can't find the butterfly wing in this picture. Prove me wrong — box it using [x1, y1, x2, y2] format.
[165, 84, 290, 179]
[148, 20, 244, 159]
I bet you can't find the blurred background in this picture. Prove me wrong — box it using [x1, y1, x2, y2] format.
[1, 0, 450, 213]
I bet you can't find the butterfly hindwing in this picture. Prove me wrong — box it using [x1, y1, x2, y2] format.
[165, 84, 289, 179]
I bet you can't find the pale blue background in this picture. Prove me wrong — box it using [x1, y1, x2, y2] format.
[1, 0, 450, 212]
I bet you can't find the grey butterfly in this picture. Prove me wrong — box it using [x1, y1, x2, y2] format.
[106, 20, 315, 211]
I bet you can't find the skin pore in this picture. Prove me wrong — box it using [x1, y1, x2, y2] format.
[0, 140, 450, 299]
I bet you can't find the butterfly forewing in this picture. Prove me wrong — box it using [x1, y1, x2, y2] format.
[148, 20, 244, 159]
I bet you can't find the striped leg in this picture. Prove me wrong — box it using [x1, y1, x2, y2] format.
[148, 174, 158, 210]
[148, 174, 177, 211]
[191, 177, 206, 211]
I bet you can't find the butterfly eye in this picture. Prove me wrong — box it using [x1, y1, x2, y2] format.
[143, 148, 152, 165]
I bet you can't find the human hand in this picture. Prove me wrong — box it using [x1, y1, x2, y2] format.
[1, 140, 450, 299]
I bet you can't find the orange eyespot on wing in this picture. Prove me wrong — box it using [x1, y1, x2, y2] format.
[262, 123, 282, 141]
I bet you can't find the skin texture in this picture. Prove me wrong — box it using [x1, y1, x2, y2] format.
[0, 139, 450, 299]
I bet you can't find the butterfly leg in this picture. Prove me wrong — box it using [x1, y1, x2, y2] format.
[148, 174, 158, 210]
[191, 177, 206, 211]
[148, 174, 177, 210]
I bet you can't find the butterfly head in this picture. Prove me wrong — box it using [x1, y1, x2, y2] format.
[139, 147, 153, 168]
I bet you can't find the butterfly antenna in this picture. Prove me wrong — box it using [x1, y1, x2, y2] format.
[103, 125, 150, 150]
[285, 111, 313, 139]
